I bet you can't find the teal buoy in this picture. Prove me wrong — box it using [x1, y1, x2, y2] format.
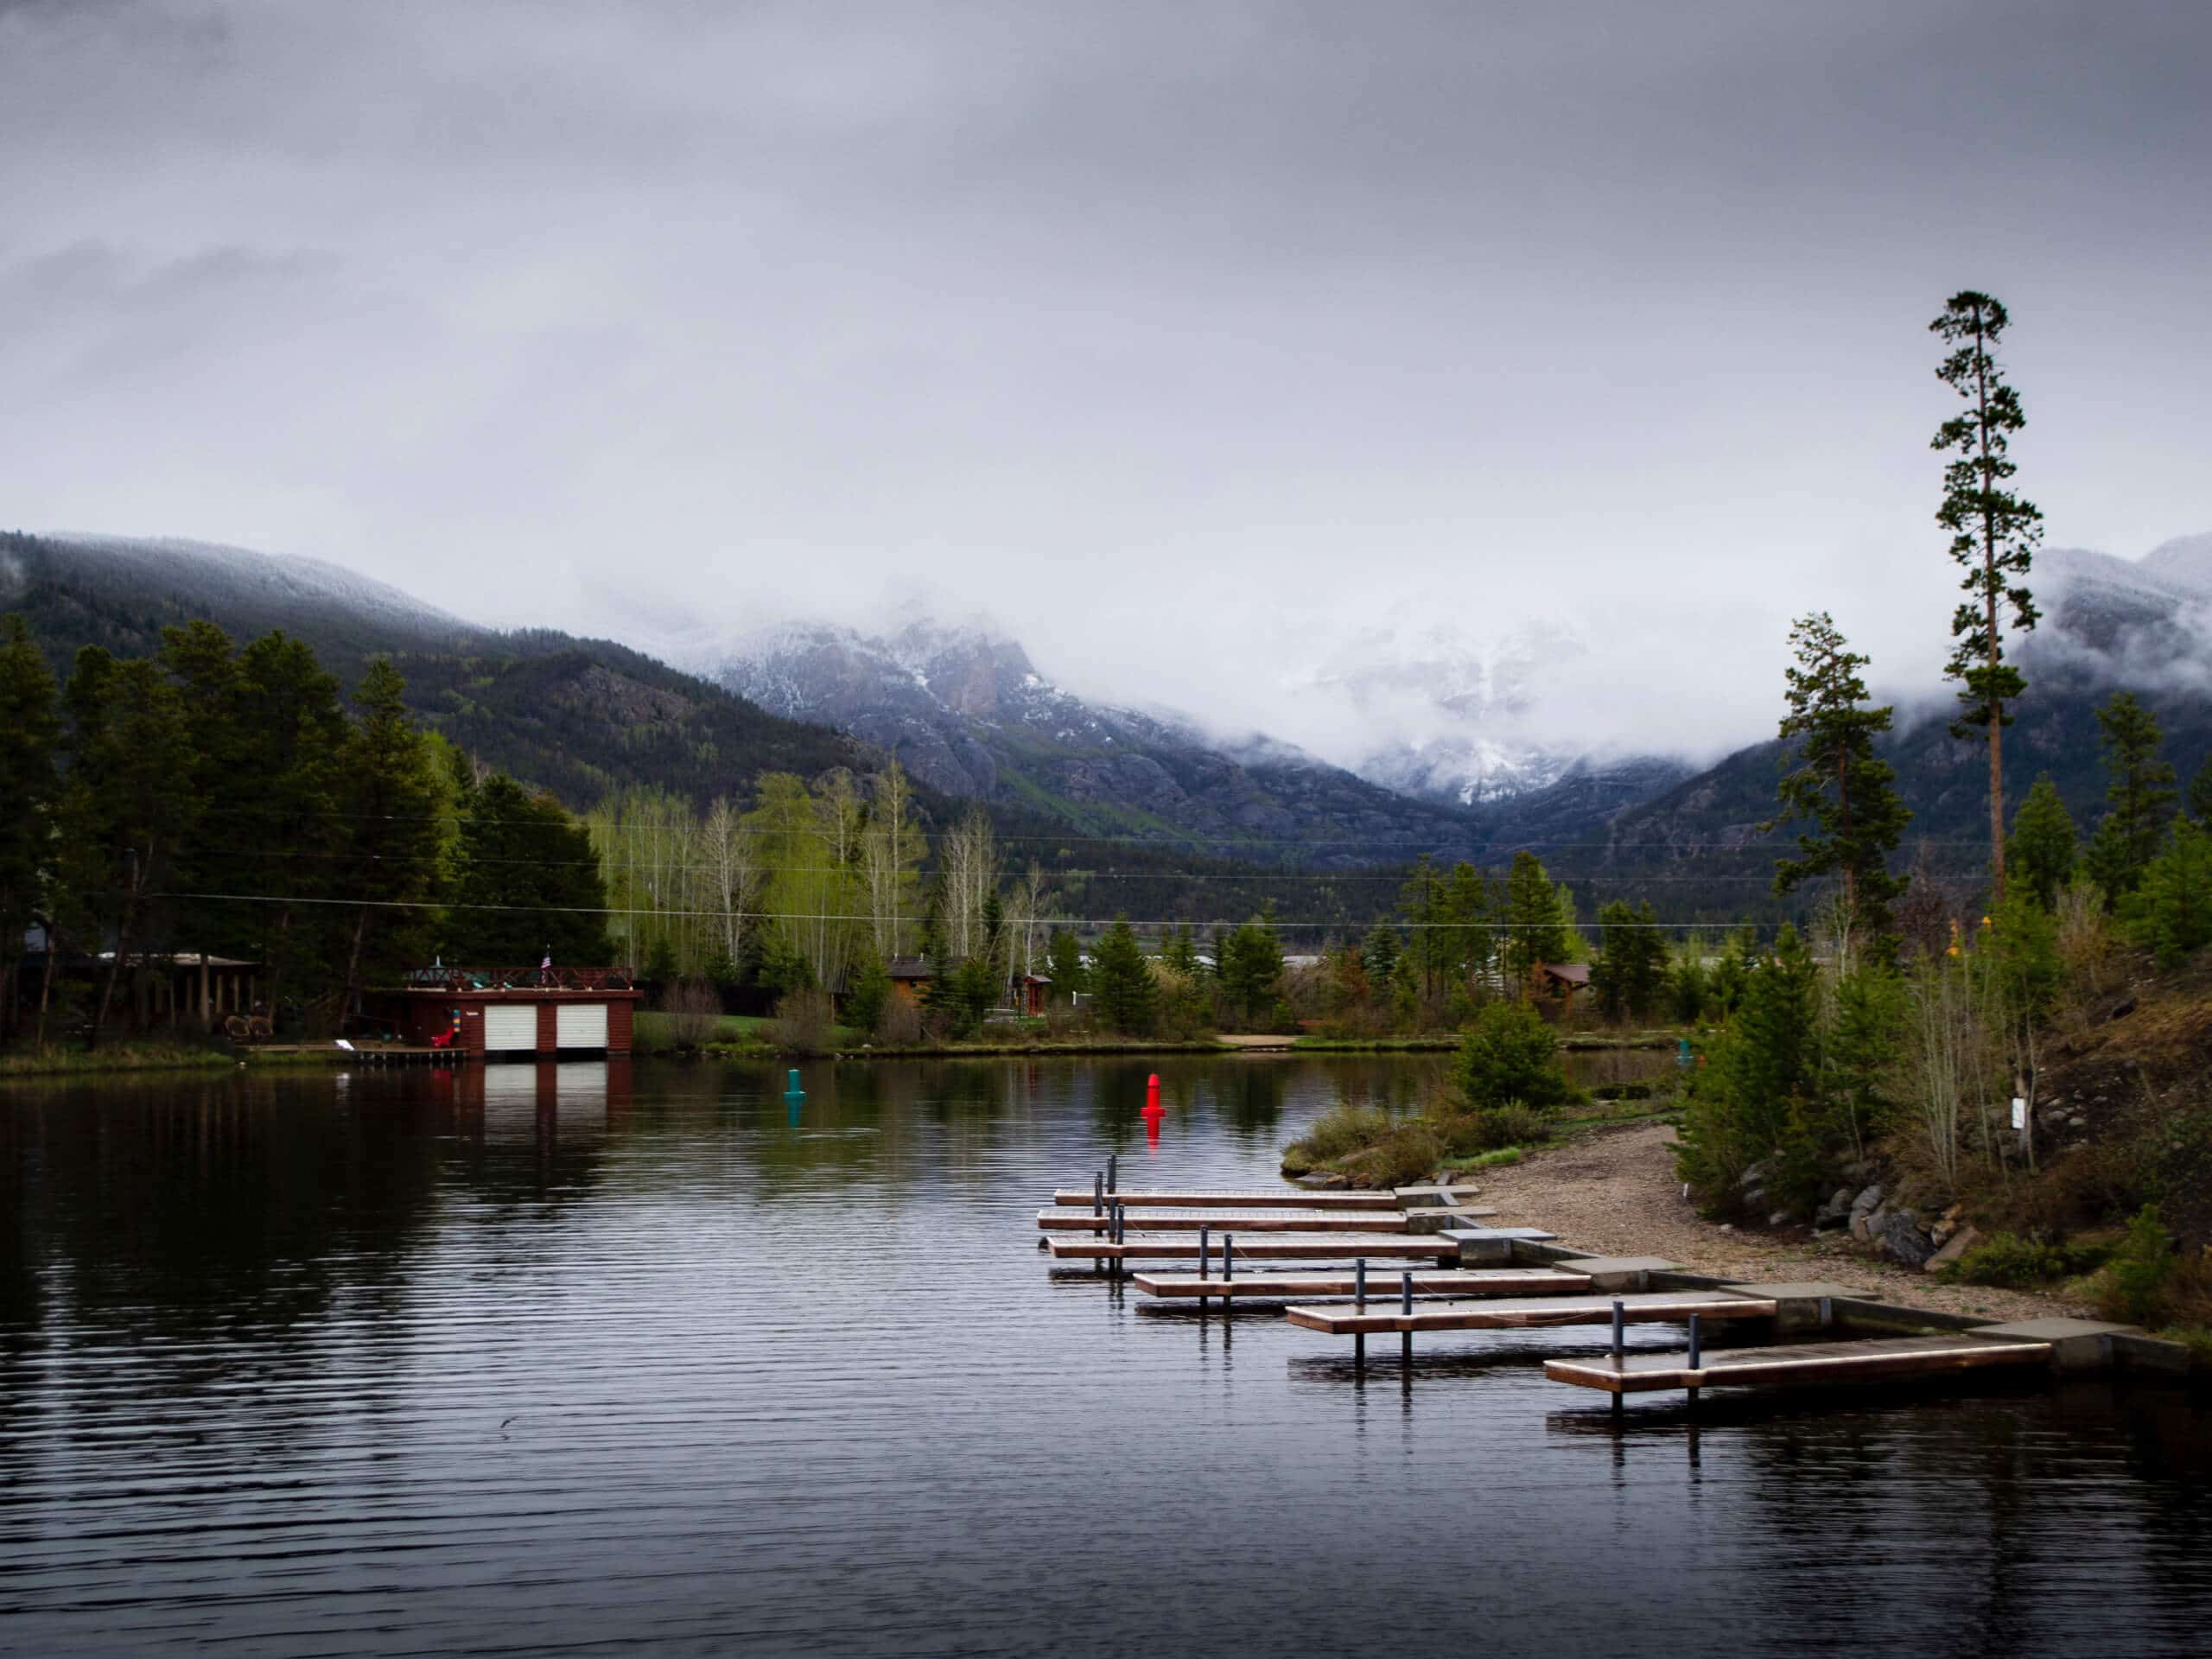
[785, 1067, 805, 1126]
[1676, 1037, 1694, 1068]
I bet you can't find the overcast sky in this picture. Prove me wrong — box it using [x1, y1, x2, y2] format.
[4, 0, 2208, 764]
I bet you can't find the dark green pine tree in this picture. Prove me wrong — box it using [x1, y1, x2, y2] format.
[0, 616, 61, 1043]
[1589, 899, 1668, 1021]
[1499, 850, 1567, 989]
[1765, 612, 1910, 945]
[2005, 775, 2077, 910]
[1361, 922, 1400, 985]
[445, 772, 613, 966]
[1045, 926, 1088, 1001]
[1089, 917, 1156, 1035]
[337, 659, 445, 1014]
[2186, 753, 2212, 825]
[1218, 904, 1285, 1023]
[2084, 691, 2176, 904]
[1930, 289, 2042, 900]
[54, 649, 197, 1047]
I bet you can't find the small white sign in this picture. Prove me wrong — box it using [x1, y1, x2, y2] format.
[2011, 1097, 2026, 1130]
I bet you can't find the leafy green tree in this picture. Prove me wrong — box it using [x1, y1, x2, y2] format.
[336, 660, 445, 1015]
[1766, 612, 1910, 943]
[2005, 775, 2077, 910]
[1045, 927, 1088, 1001]
[1931, 289, 2042, 899]
[54, 649, 197, 1047]
[0, 617, 60, 1042]
[2084, 692, 2176, 904]
[1499, 851, 1567, 989]
[1589, 900, 1668, 1021]
[1452, 1001, 1572, 1109]
[2126, 818, 2212, 967]
[445, 772, 613, 965]
[1089, 918, 1155, 1034]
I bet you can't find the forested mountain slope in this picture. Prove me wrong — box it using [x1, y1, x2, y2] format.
[1, 532, 876, 809]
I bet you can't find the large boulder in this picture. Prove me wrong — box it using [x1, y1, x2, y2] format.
[1874, 1207, 1936, 1267]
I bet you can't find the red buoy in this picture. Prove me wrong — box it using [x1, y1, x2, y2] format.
[1141, 1071, 1164, 1141]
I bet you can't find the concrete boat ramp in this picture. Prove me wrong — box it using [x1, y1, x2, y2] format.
[1039, 1175, 2185, 1407]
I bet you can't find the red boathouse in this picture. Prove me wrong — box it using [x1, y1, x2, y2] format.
[368, 966, 642, 1059]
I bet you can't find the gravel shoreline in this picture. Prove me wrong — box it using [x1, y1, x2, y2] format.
[1468, 1121, 2093, 1325]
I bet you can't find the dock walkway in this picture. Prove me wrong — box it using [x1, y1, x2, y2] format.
[1133, 1268, 1591, 1300]
[1048, 1232, 1457, 1262]
[1286, 1288, 1774, 1337]
[1037, 1207, 1408, 1233]
[1049, 1188, 1400, 1211]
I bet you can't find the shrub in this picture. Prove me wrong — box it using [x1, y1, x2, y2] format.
[2099, 1205, 2177, 1325]
[1459, 1101, 1550, 1152]
[873, 995, 922, 1046]
[1335, 1121, 1446, 1189]
[772, 989, 835, 1054]
[1453, 1002, 1572, 1109]
[1942, 1230, 2109, 1289]
[1281, 1103, 1391, 1175]
[658, 979, 722, 1049]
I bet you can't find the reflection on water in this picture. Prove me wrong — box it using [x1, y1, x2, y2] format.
[0, 1055, 2206, 1657]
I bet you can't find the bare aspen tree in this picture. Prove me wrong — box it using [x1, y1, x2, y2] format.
[702, 794, 755, 963]
[860, 762, 919, 955]
[939, 808, 998, 960]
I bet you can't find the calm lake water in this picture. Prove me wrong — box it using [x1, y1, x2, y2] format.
[2, 1056, 2208, 1657]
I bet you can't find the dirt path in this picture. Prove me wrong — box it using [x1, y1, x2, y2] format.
[1469, 1121, 2091, 1324]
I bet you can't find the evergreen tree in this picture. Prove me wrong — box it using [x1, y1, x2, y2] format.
[2084, 692, 2176, 904]
[2189, 753, 2212, 825]
[1361, 922, 1400, 985]
[1218, 905, 1286, 1023]
[1045, 926, 1088, 1001]
[1766, 612, 1910, 943]
[1089, 917, 1155, 1035]
[2126, 818, 2212, 967]
[337, 659, 445, 1017]
[445, 773, 613, 965]
[1443, 860, 1494, 988]
[1931, 289, 2042, 899]
[1452, 1001, 1571, 1109]
[0, 617, 60, 1041]
[1499, 851, 1567, 989]
[54, 650, 197, 1046]
[842, 944, 893, 1034]
[1675, 925, 1822, 1207]
[915, 880, 947, 969]
[1589, 900, 1668, 1021]
[2005, 775, 2077, 910]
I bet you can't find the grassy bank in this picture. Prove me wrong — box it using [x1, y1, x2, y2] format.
[0, 1043, 240, 1080]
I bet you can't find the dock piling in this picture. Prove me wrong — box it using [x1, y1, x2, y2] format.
[1402, 1271, 1414, 1366]
[1355, 1257, 1367, 1308]
[1107, 1154, 1117, 1195]
[1687, 1313, 1702, 1406]
[1094, 1173, 1103, 1217]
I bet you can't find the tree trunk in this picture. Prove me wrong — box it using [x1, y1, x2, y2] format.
[341, 904, 372, 1027]
[34, 917, 58, 1050]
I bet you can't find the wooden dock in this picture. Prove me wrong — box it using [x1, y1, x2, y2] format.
[1037, 1207, 1409, 1233]
[1049, 1188, 1401, 1211]
[1286, 1288, 1776, 1336]
[256, 1042, 470, 1065]
[1133, 1267, 1592, 1300]
[1047, 1232, 1459, 1262]
[1544, 1332, 2056, 1395]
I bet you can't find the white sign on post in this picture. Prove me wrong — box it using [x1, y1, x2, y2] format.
[2011, 1097, 2027, 1130]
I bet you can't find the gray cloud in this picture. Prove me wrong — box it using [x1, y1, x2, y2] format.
[3, 1, 2208, 764]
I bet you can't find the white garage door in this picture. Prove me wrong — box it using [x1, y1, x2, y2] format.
[556, 1002, 608, 1049]
[484, 1005, 538, 1052]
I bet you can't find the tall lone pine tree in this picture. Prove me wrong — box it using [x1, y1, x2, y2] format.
[1930, 289, 2042, 900]
[1766, 613, 1909, 947]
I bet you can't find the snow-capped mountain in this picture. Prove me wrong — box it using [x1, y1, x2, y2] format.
[713, 619, 1491, 863]
[1282, 615, 1612, 807]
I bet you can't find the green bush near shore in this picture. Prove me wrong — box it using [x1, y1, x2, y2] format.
[1938, 1230, 2113, 1289]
